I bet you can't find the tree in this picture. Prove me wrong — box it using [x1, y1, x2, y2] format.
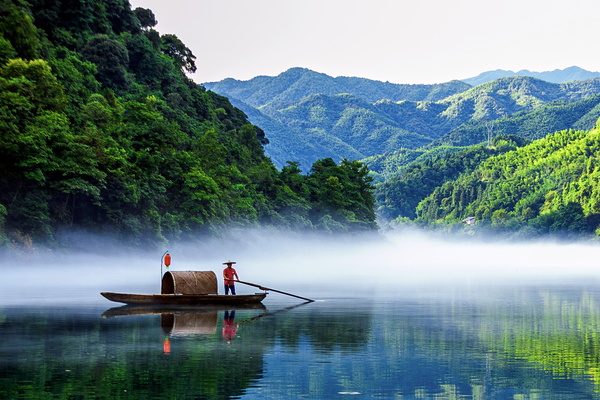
[134, 7, 157, 28]
[81, 35, 130, 89]
[161, 34, 196, 74]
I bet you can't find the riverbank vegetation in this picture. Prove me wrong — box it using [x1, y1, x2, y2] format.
[0, 0, 377, 251]
[376, 121, 600, 240]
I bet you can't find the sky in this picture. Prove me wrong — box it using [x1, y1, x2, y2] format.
[128, 0, 600, 85]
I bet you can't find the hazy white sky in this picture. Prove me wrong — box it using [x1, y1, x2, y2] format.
[129, 0, 600, 85]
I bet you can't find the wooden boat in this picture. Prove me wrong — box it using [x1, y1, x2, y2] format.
[100, 291, 267, 305]
[101, 270, 267, 306]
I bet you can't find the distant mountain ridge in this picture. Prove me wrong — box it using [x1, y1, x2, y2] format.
[204, 67, 471, 107]
[462, 66, 600, 86]
[204, 68, 600, 170]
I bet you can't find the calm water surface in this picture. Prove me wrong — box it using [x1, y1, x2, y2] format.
[2, 280, 600, 399]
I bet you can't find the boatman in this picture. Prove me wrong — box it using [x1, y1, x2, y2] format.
[223, 260, 239, 295]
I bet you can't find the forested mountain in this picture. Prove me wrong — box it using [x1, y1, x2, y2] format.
[261, 93, 434, 167]
[374, 136, 530, 221]
[415, 123, 600, 239]
[0, 0, 378, 250]
[462, 66, 600, 86]
[204, 68, 471, 108]
[218, 73, 600, 169]
[205, 68, 470, 169]
[363, 90, 600, 184]
[363, 77, 600, 184]
[361, 146, 466, 184]
[205, 64, 600, 242]
[437, 76, 600, 120]
[431, 94, 600, 147]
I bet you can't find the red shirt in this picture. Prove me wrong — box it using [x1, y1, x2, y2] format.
[223, 267, 238, 285]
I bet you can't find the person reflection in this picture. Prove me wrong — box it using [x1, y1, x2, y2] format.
[222, 310, 239, 344]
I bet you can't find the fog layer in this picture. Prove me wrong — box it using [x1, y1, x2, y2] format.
[1, 229, 599, 306]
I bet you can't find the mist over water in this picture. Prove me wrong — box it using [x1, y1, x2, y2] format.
[1, 228, 600, 306]
[3, 229, 600, 399]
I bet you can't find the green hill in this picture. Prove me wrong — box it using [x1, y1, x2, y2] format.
[415, 122, 600, 239]
[371, 95, 600, 225]
[373, 136, 530, 220]
[431, 94, 600, 147]
[371, 92, 600, 227]
[437, 76, 600, 120]
[0, 0, 378, 249]
[227, 96, 365, 170]
[270, 93, 432, 154]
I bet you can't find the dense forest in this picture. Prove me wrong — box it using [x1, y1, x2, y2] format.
[0, 0, 378, 250]
[414, 122, 600, 239]
[375, 136, 531, 220]
[4, 0, 600, 248]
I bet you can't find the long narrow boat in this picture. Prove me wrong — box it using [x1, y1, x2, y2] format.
[101, 291, 267, 305]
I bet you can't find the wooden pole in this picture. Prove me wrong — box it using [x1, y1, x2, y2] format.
[236, 280, 314, 302]
[160, 250, 168, 293]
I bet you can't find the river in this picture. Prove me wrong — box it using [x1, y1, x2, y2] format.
[1, 231, 600, 399]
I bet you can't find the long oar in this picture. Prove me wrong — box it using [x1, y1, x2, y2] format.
[236, 280, 314, 302]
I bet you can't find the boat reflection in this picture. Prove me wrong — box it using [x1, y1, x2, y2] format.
[101, 302, 312, 340]
[102, 303, 268, 337]
[101, 302, 267, 318]
[161, 310, 218, 336]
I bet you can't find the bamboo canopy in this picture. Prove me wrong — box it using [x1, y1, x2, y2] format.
[161, 271, 218, 295]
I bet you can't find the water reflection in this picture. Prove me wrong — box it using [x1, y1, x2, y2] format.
[223, 310, 238, 343]
[2, 285, 600, 399]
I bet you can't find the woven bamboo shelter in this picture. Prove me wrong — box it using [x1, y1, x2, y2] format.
[161, 271, 218, 295]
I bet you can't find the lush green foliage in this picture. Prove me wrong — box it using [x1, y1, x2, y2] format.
[0, 0, 378, 249]
[415, 121, 600, 239]
[375, 136, 530, 220]
[270, 93, 432, 161]
[362, 145, 473, 184]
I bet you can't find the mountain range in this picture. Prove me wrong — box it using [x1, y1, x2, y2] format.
[204, 67, 600, 237]
[204, 68, 600, 171]
[205, 67, 470, 107]
[462, 66, 600, 86]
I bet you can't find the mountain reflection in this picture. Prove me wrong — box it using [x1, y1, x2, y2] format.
[2, 285, 600, 398]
